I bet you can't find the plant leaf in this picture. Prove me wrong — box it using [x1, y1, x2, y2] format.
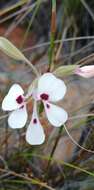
[0, 37, 26, 61]
[53, 65, 78, 77]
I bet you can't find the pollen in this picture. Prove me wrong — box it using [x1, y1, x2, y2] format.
[40, 93, 49, 101]
[16, 95, 23, 104]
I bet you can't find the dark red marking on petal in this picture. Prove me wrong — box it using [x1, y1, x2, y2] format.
[46, 104, 50, 109]
[20, 105, 24, 109]
[16, 95, 23, 104]
[33, 118, 37, 124]
[40, 93, 49, 101]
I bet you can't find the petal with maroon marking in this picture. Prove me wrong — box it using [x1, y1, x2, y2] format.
[2, 84, 24, 111]
[37, 73, 66, 102]
[44, 102, 68, 127]
[26, 102, 45, 145]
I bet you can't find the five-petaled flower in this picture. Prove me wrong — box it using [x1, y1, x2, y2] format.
[26, 73, 68, 145]
[2, 73, 68, 145]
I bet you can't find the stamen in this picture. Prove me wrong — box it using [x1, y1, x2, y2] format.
[33, 118, 37, 124]
[16, 95, 23, 104]
[40, 93, 49, 101]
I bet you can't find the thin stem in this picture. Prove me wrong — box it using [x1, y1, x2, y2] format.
[0, 4, 33, 24]
[32, 153, 94, 178]
[21, 0, 41, 48]
[4, 2, 37, 36]
[23, 36, 94, 52]
[24, 57, 40, 77]
[0, 168, 55, 190]
[69, 113, 94, 120]
[44, 125, 64, 179]
[74, 53, 94, 66]
[64, 124, 94, 153]
[0, 0, 28, 16]
[80, 0, 94, 21]
[48, 0, 56, 71]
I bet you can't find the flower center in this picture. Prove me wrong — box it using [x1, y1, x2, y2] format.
[16, 95, 23, 104]
[33, 118, 37, 124]
[40, 93, 49, 101]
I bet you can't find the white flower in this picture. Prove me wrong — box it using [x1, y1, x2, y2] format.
[26, 73, 68, 145]
[2, 84, 28, 128]
[2, 73, 68, 145]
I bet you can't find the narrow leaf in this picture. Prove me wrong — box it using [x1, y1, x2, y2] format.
[0, 37, 26, 61]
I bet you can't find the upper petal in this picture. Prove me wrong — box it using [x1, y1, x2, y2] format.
[44, 102, 68, 127]
[26, 102, 45, 145]
[2, 84, 24, 111]
[37, 73, 67, 102]
[8, 105, 27, 128]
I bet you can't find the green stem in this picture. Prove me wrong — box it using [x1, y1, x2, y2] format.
[39, 126, 64, 190]
[32, 153, 94, 178]
[21, 0, 41, 48]
[25, 57, 40, 77]
[0, 0, 28, 16]
[48, 33, 55, 70]
[48, 0, 56, 71]
[44, 125, 64, 179]
[52, 0, 56, 10]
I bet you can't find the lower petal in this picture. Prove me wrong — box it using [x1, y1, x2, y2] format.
[26, 101, 45, 145]
[44, 102, 68, 127]
[8, 106, 27, 128]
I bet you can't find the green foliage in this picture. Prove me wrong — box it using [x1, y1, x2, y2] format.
[1, 0, 94, 190]
[62, 0, 82, 15]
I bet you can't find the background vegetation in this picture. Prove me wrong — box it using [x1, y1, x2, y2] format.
[0, 0, 94, 189]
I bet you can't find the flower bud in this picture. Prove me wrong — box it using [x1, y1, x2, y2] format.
[75, 65, 94, 78]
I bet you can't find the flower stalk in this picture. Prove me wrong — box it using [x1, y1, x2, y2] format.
[24, 57, 40, 77]
[45, 125, 64, 179]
